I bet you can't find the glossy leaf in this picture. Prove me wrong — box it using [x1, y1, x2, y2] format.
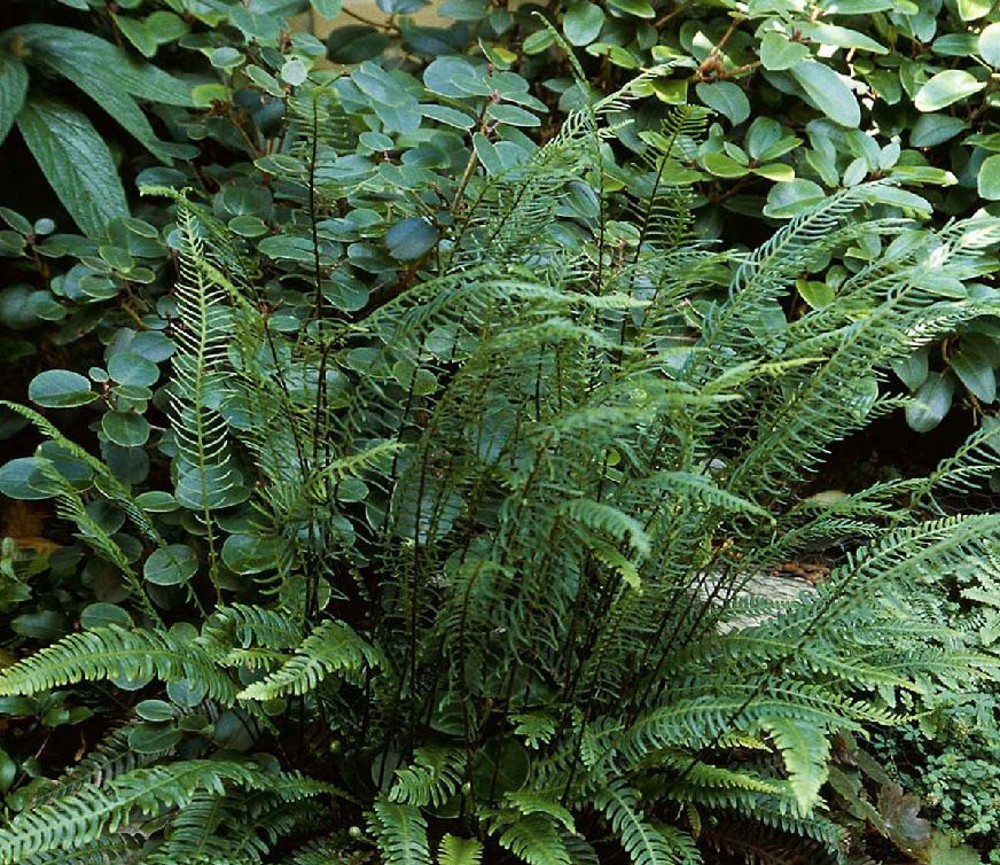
[386, 218, 438, 260]
[144, 544, 199, 586]
[905, 373, 954, 432]
[914, 70, 985, 111]
[977, 154, 1000, 200]
[564, 2, 605, 46]
[790, 61, 860, 127]
[696, 81, 750, 125]
[28, 369, 98, 408]
[759, 32, 810, 71]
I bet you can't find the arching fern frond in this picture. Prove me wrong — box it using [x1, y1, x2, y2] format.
[0, 625, 236, 703]
[0, 760, 262, 864]
[595, 780, 696, 865]
[237, 619, 382, 700]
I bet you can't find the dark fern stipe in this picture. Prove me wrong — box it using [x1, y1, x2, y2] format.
[2, 65, 1000, 865]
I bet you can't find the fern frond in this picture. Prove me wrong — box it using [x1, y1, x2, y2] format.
[0, 760, 261, 864]
[170, 202, 246, 579]
[388, 747, 465, 808]
[369, 800, 431, 865]
[496, 813, 571, 865]
[0, 625, 236, 703]
[237, 619, 382, 700]
[758, 716, 830, 816]
[18, 837, 142, 865]
[595, 780, 686, 865]
[437, 834, 484, 865]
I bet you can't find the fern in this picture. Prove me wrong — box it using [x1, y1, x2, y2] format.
[436, 834, 484, 865]
[0, 761, 261, 863]
[237, 619, 382, 699]
[495, 813, 572, 865]
[596, 781, 692, 865]
[4, 55, 1000, 865]
[369, 800, 431, 865]
[0, 625, 236, 703]
[388, 747, 465, 808]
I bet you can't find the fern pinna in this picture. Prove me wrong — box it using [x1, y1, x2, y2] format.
[2, 64, 1000, 865]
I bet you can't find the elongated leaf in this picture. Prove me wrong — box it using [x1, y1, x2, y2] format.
[0, 51, 27, 146]
[13, 25, 193, 106]
[790, 61, 860, 127]
[16, 97, 128, 238]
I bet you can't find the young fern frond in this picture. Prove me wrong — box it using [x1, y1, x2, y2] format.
[170, 203, 246, 581]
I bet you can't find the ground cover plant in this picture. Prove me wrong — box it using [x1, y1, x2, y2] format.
[3, 2, 1000, 863]
[2, 42, 1000, 863]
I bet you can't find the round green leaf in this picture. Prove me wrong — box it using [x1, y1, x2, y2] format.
[135, 699, 176, 722]
[229, 215, 269, 237]
[280, 59, 308, 86]
[891, 347, 930, 392]
[763, 179, 825, 218]
[80, 602, 133, 630]
[108, 350, 160, 387]
[914, 70, 986, 112]
[222, 533, 278, 575]
[135, 490, 179, 512]
[0, 749, 16, 795]
[951, 347, 997, 403]
[910, 114, 968, 147]
[980, 23, 1000, 66]
[606, 0, 654, 18]
[564, 2, 605, 46]
[210, 47, 244, 69]
[102, 411, 150, 447]
[167, 677, 208, 708]
[977, 153, 1000, 200]
[128, 723, 182, 755]
[701, 151, 749, 178]
[386, 217, 438, 260]
[144, 543, 198, 586]
[472, 737, 530, 800]
[28, 369, 97, 408]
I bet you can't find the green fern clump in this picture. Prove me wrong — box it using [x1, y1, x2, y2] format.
[2, 59, 1000, 865]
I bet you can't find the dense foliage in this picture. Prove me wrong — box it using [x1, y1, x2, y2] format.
[3, 1, 1000, 864]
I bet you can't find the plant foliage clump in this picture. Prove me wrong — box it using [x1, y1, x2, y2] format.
[2, 47, 1000, 865]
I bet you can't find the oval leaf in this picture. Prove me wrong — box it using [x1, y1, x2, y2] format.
[789, 61, 860, 127]
[914, 70, 986, 112]
[144, 544, 199, 586]
[977, 153, 1000, 200]
[28, 369, 97, 408]
[905, 374, 954, 432]
[386, 217, 438, 260]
